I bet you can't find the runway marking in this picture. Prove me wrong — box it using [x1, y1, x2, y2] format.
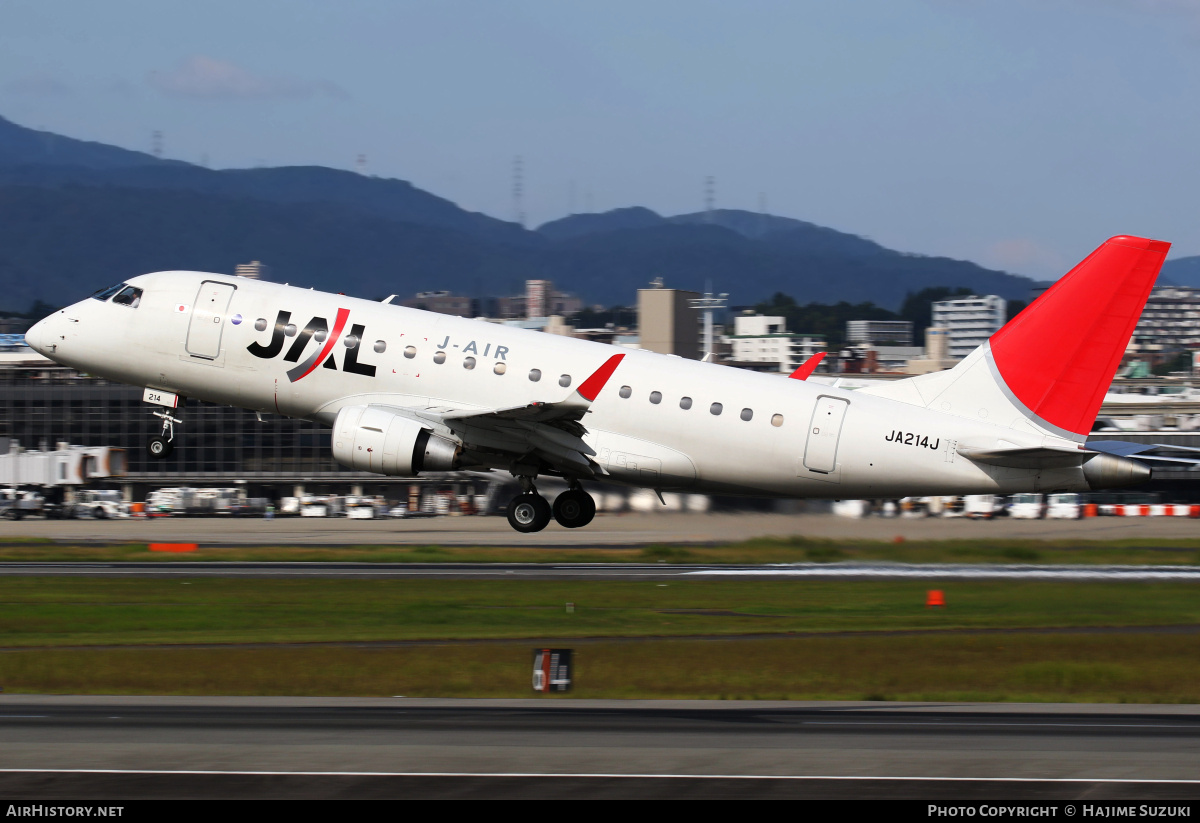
[0, 769, 1198, 783]
[804, 721, 1198, 729]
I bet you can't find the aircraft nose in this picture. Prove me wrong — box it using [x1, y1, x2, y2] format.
[24, 315, 55, 356]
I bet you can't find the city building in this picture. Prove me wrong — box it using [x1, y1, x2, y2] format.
[1131, 287, 1200, 352]
[725, 314, 825, 373]
[846, 319, 913, 347]
[904, 326, 957, 374]
[638, 281, 701, 359]
[401, 291, 475, 318]
[234, 260, 271, 280]
[931, 295, 1006, 359]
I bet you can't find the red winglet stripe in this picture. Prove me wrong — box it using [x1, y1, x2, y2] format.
[287, 307, 350, 383]
[576, 353, 626, 402]
[789, 351, 825, 381]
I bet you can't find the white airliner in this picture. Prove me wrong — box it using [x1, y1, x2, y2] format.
[24, 235, 1169, 532]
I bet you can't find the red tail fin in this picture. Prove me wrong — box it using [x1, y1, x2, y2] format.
[989, 235, 1170, 437]
[789, 351, 825, 381]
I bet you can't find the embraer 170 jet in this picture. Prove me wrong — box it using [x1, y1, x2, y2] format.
[24, 235, 1172, 532]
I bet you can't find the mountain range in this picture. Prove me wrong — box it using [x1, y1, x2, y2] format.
[0, 114, 1055, 314]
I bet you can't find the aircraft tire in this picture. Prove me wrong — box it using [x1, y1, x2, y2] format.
[552, 489, 596, 529]
[94, 506, 106, 520]
[507, 493, 551, 533]
[147, 436, 174, 459]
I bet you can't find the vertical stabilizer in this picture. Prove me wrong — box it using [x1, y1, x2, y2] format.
[989, 235, 1169, 437]
[858, 236, 1169, 442]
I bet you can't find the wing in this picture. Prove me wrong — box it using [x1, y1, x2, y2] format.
[384, 353, 626, 478]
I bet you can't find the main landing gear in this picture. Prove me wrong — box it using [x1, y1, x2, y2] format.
[147, 408, 181, 459]
[505, 478, 596, 533]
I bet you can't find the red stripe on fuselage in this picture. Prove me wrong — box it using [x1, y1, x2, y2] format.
[288, 307, 350, 383]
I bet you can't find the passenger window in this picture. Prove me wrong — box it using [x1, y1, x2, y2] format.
[111, 286, 143, 308]
[494, 362, 506, 375]
[284, 324, 297, 337]
[559, 374, 572, 388]
[649, 391, 662, 404]
[710, 402, 723, 416]
[403, 346, 417, 359]
[254, 318, 268, 332]
[463, 356, 476, 370]
[529, 369, 542, 382]
[343, 334, 359, 348]
[91, 283, 126, 302]
[680, 396, 693, 410]
[433, 351, 446, 364]
[740, 408, 753, 422]
[314, 330, 328, 343]
[771, 414, 784, 427]
[619, 386, 632, 399]
[374, 340, 386, 354]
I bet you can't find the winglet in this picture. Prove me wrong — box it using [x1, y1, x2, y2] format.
[789, 351, 826, 381]
[576, 353, 626, 401]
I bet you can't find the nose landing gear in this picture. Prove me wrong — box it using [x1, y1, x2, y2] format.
[147, 408, 181, 459]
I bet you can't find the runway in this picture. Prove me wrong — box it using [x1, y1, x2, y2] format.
[0, 697, 1197, 799]
[6, 512, 1200, 546]
[3, 560, 1200, 580]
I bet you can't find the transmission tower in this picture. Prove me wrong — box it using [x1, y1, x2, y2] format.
[151, 130, 163, 159]
[512, 155, 525, 227]
[689, 283, 728, 361]
[704, 175, 715, 222]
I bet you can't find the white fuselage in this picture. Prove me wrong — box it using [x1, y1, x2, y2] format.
[30, 271, 1093, 498]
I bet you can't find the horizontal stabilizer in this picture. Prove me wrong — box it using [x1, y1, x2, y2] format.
[956, 443, 1085, 469]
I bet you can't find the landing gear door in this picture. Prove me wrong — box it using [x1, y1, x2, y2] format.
[802, 395, 849, 474]
[186, 281, 236, 360]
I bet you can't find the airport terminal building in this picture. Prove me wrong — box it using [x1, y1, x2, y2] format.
[0, 339, 501, 506]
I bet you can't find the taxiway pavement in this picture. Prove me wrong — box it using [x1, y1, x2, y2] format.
[5, 512, 1200, 546]
[0, 697, 1196, 799]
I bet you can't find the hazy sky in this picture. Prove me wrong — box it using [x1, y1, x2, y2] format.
[2, 0, 1199, 277]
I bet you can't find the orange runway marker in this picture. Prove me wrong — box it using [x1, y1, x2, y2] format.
[926, 590, 946, 609]
[149, 543, 197, 553]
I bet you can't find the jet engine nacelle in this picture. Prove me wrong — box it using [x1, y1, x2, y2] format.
[331, 405, 460, 476]
[1082, 452, 1152, 490]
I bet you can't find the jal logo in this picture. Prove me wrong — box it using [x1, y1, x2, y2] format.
[247, 308, 376, 382]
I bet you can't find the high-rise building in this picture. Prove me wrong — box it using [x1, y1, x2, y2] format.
[846, 320, 913, 347]
[637, 282, 701, 359]
[234, 260, 271, 280]
[526, 280, 551, 319]
[726, 314, 825, 373]
[1131, 287, 1200, 351]
[401, 292, 475, 318]
[931, 295, 1006, 359]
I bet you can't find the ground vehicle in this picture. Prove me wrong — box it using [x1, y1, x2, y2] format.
[0, 489, 44, 519]
[73, 489, 126, 519]
[1045, 492, 1082, 519]
[964, 494, 1005, 519]
[1008, 493, 1045, 519]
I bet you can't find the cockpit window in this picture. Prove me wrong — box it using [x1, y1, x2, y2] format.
[91, 283, 127, 302]
[111, 286, 143, 308]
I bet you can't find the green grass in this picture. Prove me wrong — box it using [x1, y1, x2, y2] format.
[2, 575, 1199, 700]
[1, 577, 1199, 648]
[2, 534, 1200, 565]
[2, 634, 1198, 702]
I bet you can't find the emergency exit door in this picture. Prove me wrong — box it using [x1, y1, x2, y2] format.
[802, 395, 849, 474]
[186, 281, 236, 359]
